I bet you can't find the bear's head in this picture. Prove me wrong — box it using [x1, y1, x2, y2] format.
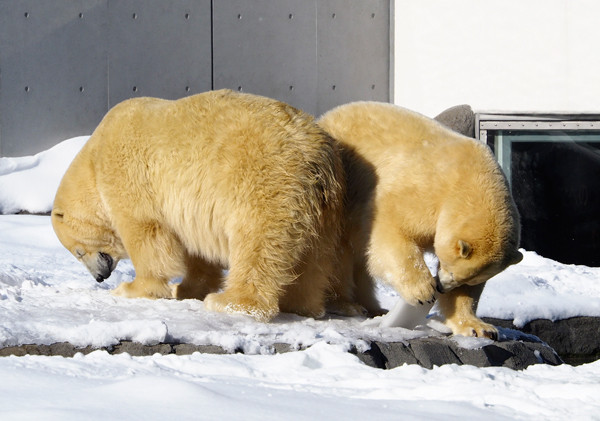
[51, 206, 125, 283]
[433, 191, 522, 292]
[434, 236, 523, 292]
[52, 144, 127, 283]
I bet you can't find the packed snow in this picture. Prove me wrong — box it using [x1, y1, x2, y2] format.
[1, 137, 599, 420]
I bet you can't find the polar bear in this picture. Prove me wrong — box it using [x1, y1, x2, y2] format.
[51, 89, 344, 322]
[319, 101, 522, 338]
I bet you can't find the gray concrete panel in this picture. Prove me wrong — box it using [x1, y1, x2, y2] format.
[0, 0, 108, 156]
[316, 0, 390, 116]
[212, 0, 318, 114]
[1, 0, 391, 156]
[107, 0, 212, 107]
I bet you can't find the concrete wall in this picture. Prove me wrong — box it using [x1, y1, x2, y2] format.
[0, 0, 390, 157]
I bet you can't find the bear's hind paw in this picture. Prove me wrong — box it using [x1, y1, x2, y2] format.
[449, 321, 498, 341]
[326, 300, 369, 317]
[204, 291, 278, 322]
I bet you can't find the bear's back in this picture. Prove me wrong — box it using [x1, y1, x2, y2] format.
[319, 102, 501, 193]
[320, 101, 472, 162]
[73, 90, 343, 261]
[93, 90, 322, 153]
[319, 101, 515, 231]
[87, 90, 337, 191]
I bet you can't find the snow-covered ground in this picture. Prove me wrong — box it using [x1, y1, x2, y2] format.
[1, 137, 599, 420]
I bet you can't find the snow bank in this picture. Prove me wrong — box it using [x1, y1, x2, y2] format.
[0, 136, 88, 214]
[479, 251, 600, 326]
[0, 344, 598, 420]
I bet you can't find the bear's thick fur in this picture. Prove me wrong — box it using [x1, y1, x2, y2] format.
[319, 101, 522, 338]
[52, 90, 344, 321]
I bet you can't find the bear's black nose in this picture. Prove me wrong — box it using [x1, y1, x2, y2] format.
[434, 275, 445, 293]
[96, 252, 114, 282]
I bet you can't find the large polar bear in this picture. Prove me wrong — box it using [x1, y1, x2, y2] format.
[51, 89, 344, 321]
[319, 102, 522, 339]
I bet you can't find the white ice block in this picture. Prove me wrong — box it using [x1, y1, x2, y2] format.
[379, 297, 435, 328]
[362, 296, 436, 329]
[362, 250, 439, 329]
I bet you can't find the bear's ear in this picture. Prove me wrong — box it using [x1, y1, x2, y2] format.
[457, 240, 472, 259]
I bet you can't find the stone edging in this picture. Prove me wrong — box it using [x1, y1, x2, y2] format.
[0, 335, 562, 371]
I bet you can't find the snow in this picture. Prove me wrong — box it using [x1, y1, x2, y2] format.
[1, 137, 600, 419]
[0, 136, 88, 215]
[1, 343, 597, 421]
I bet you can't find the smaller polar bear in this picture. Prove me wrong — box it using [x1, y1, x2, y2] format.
[319, 102, 522, 339]
[52, 89, 344, 322]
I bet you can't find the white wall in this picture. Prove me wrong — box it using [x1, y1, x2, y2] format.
[394, 0, 600, 117]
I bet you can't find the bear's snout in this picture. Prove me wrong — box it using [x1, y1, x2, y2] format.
[438, 268, 459, 291]
[95, 252, 114, 282]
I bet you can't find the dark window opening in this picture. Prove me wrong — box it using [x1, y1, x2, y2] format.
[511, 138, 600, 266]
[478, 117, 600, 267]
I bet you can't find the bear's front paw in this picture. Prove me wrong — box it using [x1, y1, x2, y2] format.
[111, 282, 138, 298]
[397, 277, 437, 307]
[111, 279, 172, 299]
[204, 291, 278, 322]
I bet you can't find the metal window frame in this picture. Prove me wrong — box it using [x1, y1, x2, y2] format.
[476, 113, 600, 186]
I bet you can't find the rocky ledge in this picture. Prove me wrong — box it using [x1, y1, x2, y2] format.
[357, 335, 561, 370]
[2, 315, 596, 369]
[484, 317, 600, 365]
[0, 329, 562, 370]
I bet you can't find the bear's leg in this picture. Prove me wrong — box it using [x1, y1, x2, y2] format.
[325, 242, 369, 317]
[437, 283, 498, 340]
[353, 262, 385, 316]
[279, 252, 329, 319]
[204, 266, 287, 322]
[113, 274, 173, 299]
[368, 228, 438, 306]
[203, 234, 298, 321]
[173, 254, 224, 300]
[112, 220, 185, 299]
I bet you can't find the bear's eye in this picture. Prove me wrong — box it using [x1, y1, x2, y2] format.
[75, 249, 85, 258]
[53, 211, 64, 219]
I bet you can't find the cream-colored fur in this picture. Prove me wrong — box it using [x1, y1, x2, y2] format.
[319, 101, 522, 339]
[52, 89, 344, 322]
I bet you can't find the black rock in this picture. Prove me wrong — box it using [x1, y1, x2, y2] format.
[354, 334, 561, 370]
[433, 104, 476, 138]
[484, 317, 600, 365]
